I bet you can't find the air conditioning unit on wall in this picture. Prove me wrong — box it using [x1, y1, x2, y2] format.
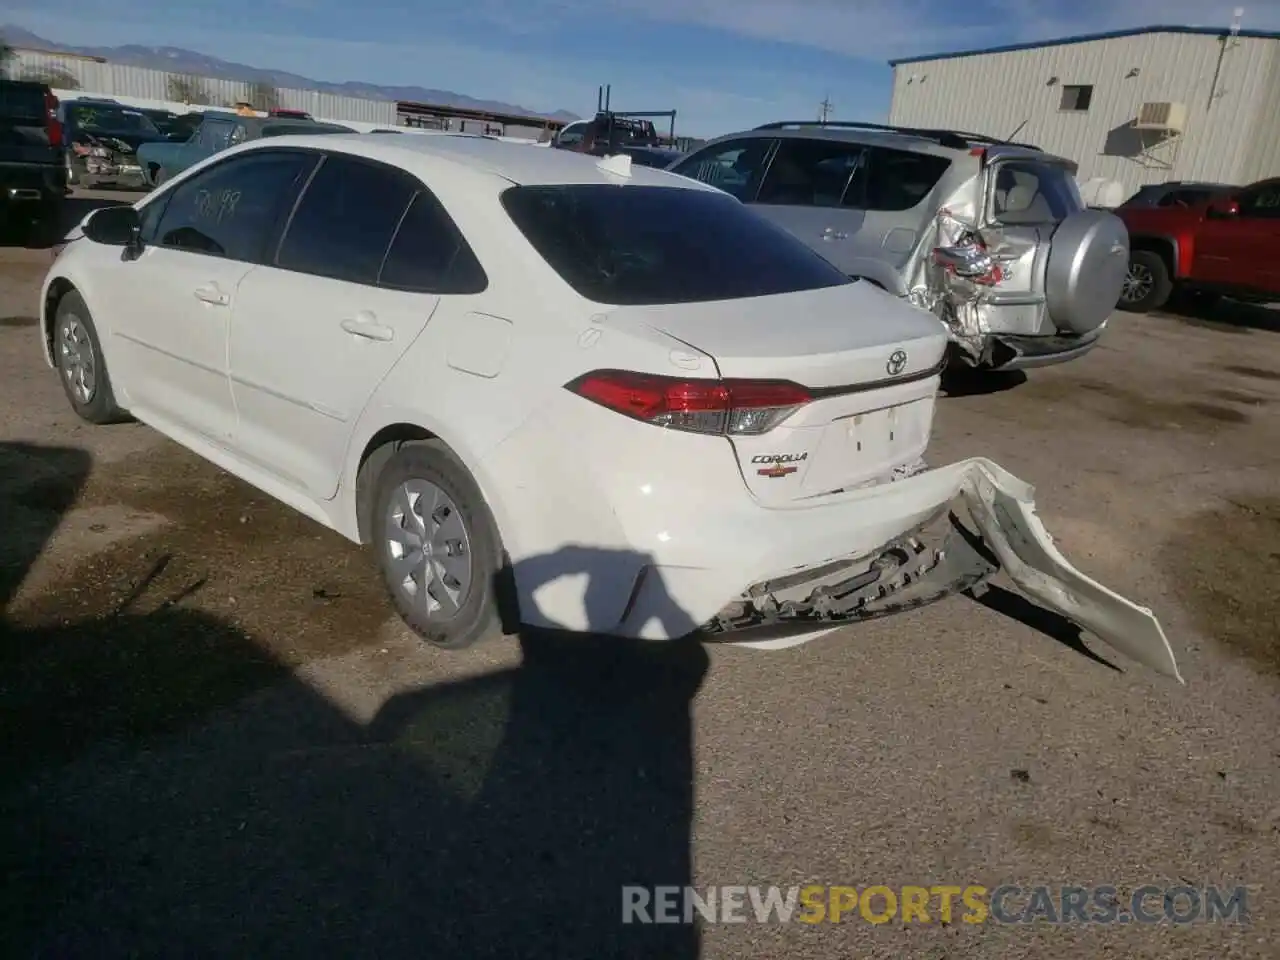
[1135, 102, 1188, 133]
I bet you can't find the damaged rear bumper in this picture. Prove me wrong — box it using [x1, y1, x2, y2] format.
[619, 457, 1182, 683]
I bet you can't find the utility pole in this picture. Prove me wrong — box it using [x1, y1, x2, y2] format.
[819, 94, 833, 123]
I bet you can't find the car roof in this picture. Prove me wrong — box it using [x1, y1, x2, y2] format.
[235, 132, 723, 190]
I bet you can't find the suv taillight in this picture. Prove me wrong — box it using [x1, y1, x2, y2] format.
[44, 91, 62, 148]
[566, 370, 810, 436]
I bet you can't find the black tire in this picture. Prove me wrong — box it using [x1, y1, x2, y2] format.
[52, 290, 127, 425]
[372, 440, 505, 650]
[1118, 250, 1172, 313]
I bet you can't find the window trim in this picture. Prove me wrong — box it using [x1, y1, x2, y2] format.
[148, 147, 320, 264]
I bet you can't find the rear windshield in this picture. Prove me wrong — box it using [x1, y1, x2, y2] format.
[500, 184, 852, 306]
[0, 85, 48, 122]
[989, 161, 1083, 225]
[68, 105, 161, 135]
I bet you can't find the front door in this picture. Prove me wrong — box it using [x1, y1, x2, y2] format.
[1192, 179, 1280, 293]
[105, 149, 316, 444]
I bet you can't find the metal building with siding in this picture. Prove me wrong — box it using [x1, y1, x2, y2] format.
[888, 25, 1280, 198]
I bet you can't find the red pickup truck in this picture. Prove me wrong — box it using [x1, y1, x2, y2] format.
[1116, 177, 1280, 313]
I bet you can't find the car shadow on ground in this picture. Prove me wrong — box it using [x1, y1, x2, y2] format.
[0, 440, 706, 958]
[1151, 296, 1280, 335]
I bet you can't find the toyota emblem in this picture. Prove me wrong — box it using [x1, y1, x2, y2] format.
[886, 350, 908, 376]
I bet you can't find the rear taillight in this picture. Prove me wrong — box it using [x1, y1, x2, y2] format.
[566, 370, 810, 436]
[44, 91, 62, 148]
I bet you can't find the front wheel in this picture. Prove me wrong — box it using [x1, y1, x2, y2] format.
[372, 441, 506, 650]
[1118, 251, 1172, 313]
[53, 290, 127, 424]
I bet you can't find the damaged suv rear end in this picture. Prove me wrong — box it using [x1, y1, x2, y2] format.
[916, 145, 1128, 369]
[668, 122, 1129, 372]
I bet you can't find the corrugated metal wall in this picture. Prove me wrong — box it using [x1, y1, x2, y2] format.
[888, 32, 1280, 194]
[13, 49, 397, 125]
[1238, 46, 1280, 183]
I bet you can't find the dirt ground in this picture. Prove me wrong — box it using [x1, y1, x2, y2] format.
[2, 196, 1278, 958]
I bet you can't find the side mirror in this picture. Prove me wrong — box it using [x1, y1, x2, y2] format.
[83, 205, 143, 259]
[1206, 199, 1240, 219]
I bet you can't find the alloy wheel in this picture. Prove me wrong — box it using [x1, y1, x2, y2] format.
[57, 314, 97, 404]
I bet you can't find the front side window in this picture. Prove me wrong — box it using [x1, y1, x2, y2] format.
[669, 138, 774, 201]
[501, 184, 852, 306]
[756, 139, 866, 207]
[153, 151, 315, 261]
[275, 154, 417, 285]
[988, 161, 1083, 225]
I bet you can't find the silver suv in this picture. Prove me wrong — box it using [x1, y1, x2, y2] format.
[668, 121, 1129, 371]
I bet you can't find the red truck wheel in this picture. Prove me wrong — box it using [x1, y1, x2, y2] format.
[1118, 250, 1173, 313]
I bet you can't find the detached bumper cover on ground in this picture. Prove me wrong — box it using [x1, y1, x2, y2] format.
[619, 457, 1183, 683]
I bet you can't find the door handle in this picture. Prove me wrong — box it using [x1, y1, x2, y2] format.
[821, 227, 848, 241]
[340, 315, 394, 341]
[193, 284, 230, 306]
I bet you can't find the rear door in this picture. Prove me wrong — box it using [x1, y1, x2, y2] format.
[0, 82, 57, 166]
[749, 137, 869, 274]
[227, 152, 488, 499]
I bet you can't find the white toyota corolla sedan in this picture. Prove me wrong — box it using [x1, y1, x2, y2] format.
[39, 133, 1181, 681]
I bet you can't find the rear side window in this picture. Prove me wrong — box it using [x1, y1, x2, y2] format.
[862, 147, 951, 212]
[989, 161, 1083, 224]
[276, 154, 417, 285]
[378, 190, 488, 294]
[501, 184, 852, 306]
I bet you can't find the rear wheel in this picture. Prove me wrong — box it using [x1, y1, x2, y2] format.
[372, 441, 505, 650]
[53, 291, 127, 424]
[1118, 251, 1172, 313]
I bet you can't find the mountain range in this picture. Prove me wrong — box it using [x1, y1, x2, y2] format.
[0, 24, 582, 122]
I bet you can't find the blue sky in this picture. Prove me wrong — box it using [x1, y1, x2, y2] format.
[6, 0, 1277, 135]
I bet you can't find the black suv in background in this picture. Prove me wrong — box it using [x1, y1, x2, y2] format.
[0, 78, 67, 244]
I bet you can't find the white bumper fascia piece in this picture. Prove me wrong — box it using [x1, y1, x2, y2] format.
[681, 457, 1182, 684]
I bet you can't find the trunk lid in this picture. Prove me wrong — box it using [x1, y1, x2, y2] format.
[611, 282, 949, 505]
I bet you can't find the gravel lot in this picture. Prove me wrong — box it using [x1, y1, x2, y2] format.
[2, 191, 1278, 958]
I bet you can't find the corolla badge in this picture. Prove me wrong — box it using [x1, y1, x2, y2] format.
[886, 349, 908, 376]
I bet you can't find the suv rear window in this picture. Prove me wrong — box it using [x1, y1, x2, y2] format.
[500, 184, 852, 306]
[989, 161, 1083, 224]
[0, 85, 46, 122]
